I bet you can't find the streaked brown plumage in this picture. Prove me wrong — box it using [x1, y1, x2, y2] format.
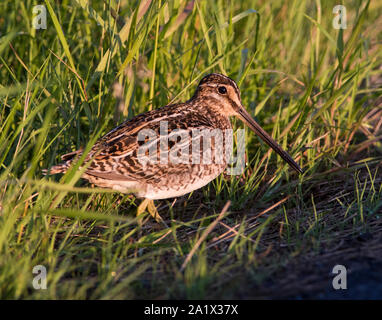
[46, 74, 302, 219]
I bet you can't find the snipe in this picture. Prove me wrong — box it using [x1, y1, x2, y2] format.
[46, 73, 302, 222]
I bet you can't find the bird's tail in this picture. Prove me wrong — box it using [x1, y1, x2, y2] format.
[43, 149, 83, 175]
[42, 163, 71, 175]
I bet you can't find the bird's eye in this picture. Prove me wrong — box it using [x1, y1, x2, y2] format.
[218, 86, 227, 94]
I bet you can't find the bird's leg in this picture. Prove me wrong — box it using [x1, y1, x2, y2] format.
[137, 198, 149, 219]
[147, 200, 165, 224]
[137, 199, 167, 226]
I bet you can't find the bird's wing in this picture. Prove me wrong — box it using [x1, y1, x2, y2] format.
[84, 104, 218, 182]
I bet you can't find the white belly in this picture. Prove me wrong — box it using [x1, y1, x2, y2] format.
[143, 171, 222, 200]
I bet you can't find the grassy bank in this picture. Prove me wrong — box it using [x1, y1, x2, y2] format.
[0, 0, 381, 299]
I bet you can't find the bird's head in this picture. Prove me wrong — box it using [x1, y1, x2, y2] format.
[195, 73, 303, 174]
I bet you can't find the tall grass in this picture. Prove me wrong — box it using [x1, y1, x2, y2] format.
[0, 0, 381, 299]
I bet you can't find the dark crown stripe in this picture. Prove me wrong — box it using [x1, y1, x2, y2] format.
[199, 73, 241, 100]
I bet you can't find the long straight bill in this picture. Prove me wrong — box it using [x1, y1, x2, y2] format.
[238, 107, 303, 174]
